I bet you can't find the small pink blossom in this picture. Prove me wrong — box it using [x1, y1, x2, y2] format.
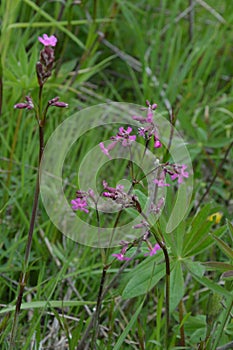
[38, 34, 57, 47]
[112, 253, 131, 261]
[99, 141, 117, 159]
[146, 100, 158, 110]
[112, 243, 131, 261]
[111, 126, 136, 147]
[170, 164, 189, 184]
[71, 198, 89, 213]
[154, 139, 161, 148]
[144, 243, 161, 257]
[154, 178, 170, 187]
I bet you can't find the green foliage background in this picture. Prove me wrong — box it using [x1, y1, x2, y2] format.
[0, 1, 232, 349]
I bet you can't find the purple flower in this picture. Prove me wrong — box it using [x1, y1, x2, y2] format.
[154, 140, 161, 148]
[144, 243, 161, 257]
[111, 126, 136, 147]
[99, 141, 117, 159]
[133, 102, 162, 148]
[112, 253, 131, 261]
[154, 170, 169, 187]
[153, 178, 170, 187]
[112, 243, 131, 261]
[146, 100, 158, 110]
[170, 164, 189, 184]
[38, 34, 57, 47]
[71, 198, 89, 213]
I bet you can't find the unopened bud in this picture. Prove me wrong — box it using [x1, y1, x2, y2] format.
[48, 96, 68, 108]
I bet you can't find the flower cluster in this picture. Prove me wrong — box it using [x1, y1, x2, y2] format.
[112, 239, 161, 261]
[102, 180, 141, 212]
[36, 34, 57, 87]
[14, 34, 68, 112]
[71, 101, 190, 263]
[133, 100, 161, 148]
[99, 126, 136, 159]
[153, 163, 189, 187]
[71, 189, 96, 214]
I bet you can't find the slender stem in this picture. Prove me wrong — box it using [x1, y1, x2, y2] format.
[161, 245, 170, 349]
[90, 265, 108, 349]
[149, 223, 170, 349]
[0, 54, 2, 116]
[9, 124, 44, 349]
[188, 0, 195, 43]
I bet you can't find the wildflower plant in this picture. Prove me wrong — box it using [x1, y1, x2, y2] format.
[11, 34, 68, 348]
[40, 101, 194, 348]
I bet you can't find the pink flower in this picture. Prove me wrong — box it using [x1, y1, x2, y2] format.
[154, 169, 170, 187]
[153, 129, 162, 148]
[112, 253, 131, 261]
[144, 243, 161, 257]
[112, 243, 131, 261]
[71, 198, 89, 213]
[111, 126, 136, 147]
[99, 141, 117, 159]
[170, 164, 189, 184]
[146, 100, 158, 110]
[38, 34, 57, 47]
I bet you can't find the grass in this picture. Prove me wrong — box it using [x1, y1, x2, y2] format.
[0, 0, 233, 349]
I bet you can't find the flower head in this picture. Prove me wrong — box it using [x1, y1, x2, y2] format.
[154, 171, 170, 187]
[170, 164, 189, 184]
[112, 243, 131, 261]
[38, 34, 57, 47]
[112, 253, 131, 261]
[71, 197, 89, 213]
[111, 126, 136, 147]
[144, 243, 161, 257]
[208, 212, 223, 224]
[133, 101, 161, 148]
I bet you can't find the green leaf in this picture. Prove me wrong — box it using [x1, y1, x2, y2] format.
[170, 261, 184, 311]
[226, 219, 233, 242]
[210, 234, 233, 260]
[183, 204, 213, 256]
[184, 259, 205, 277]
[192, 274, 232, 298]
[203, 137, 233, 148]
[0, 300, 96, 315]
[122, 252, 166, 299]
[202, 261, 233, 271]
[113, 299, 145, 350]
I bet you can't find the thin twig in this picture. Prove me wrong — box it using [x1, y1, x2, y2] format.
[9, 124, 44, 348]
[188, 0, 195, 43]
